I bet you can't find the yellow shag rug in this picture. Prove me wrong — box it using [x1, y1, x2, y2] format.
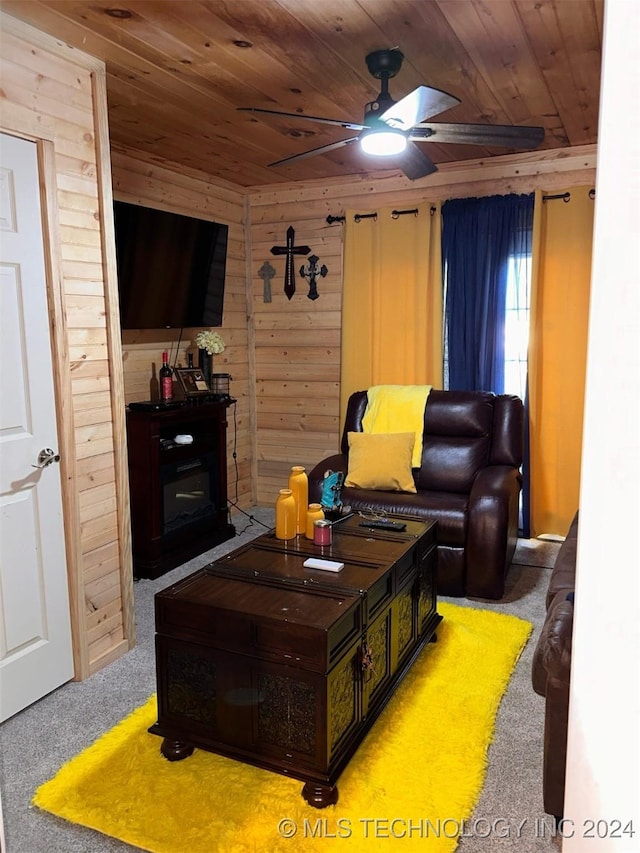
[33, 602, 531, 853]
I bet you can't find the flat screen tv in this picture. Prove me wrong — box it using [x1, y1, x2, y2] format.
[113, 200, 228, 329]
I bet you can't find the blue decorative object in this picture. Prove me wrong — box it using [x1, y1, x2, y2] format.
[320, 470, 344, 514]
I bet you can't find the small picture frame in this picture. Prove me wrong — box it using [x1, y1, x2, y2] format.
[175, 367, 210, 396]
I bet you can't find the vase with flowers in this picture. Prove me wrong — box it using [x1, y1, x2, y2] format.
[195, 330, 225, 390]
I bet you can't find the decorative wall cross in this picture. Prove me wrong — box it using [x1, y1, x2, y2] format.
[258, 260, 276, 303]
[299, 254, 328, 300]
[270, 226, 310, 300]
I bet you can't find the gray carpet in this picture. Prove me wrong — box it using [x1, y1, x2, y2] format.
[0, 509, 561, 853]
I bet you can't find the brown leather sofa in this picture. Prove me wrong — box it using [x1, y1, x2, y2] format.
[308, 389, 524, 599]
[531, 511, 577, 822]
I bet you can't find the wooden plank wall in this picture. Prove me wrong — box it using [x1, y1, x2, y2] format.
[248, 192, 342, 504]
[110, 148, 254, 510]
[248, 145, 597, 506]
[0, 14, 134, 678]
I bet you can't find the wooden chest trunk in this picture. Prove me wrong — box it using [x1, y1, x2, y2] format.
[150, 516, 440, 806]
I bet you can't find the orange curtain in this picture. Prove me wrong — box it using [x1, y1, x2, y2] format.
[529, 186, 595, 536]
[340, 203, 443, 421]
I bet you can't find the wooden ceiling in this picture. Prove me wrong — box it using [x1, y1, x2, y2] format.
[2, 0, 604, 188]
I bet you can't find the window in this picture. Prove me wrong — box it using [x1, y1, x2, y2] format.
[503, 252, 531, 399]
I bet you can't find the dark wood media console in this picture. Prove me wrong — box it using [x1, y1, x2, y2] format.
[149, 516, 440, 806]
[126, 402, 235, 579]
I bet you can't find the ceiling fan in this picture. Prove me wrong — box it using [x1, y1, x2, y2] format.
[238, 48, 545, 180]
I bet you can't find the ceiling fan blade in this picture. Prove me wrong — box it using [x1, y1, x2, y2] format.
[380, 86, 461, 130]
[268, 137, 360, 168]
[238, 107, 365, 132]
[397, 142, 438, 180]
[410, 121, 545, 149]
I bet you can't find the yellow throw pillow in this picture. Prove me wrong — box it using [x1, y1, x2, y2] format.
[345, 432, 417, 493]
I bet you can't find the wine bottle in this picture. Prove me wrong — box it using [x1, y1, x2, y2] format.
[159, 351, 173, 401]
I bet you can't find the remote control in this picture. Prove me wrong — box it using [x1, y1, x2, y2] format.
[359, 520, 407, 532]
[303, 558, 344, 572]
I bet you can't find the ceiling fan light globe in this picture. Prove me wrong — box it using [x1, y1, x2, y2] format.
[360, 130, 407, 156]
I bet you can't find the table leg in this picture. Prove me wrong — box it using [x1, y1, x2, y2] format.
[160, 738, 194, 761]
[302, 781, 339, 808]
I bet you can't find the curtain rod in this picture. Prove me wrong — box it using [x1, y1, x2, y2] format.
[542, 189, 596, 203]
[328, 192, 595, 222]
[391, 207, 419, 218]
[326, 206, 437, 224]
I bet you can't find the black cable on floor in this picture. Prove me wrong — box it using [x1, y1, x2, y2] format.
[228, 498, 272, 535]
[226, 399, 272, 535]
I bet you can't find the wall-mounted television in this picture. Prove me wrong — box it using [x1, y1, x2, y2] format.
[113, 200, 228, 330]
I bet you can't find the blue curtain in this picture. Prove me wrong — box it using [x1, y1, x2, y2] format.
[442, 193, 534, 392]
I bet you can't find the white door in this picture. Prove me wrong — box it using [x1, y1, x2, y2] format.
[0, 132, 74, 722]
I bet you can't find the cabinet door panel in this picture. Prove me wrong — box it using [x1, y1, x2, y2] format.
[394, 578, 417, 668]
[418, 547, 437, 633]
[362, 607, 393, 716]
[328, 647, 360, 762]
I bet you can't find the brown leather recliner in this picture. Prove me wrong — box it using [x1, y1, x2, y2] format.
[308, 389, 524, 599]
[531, 511, 577, 821]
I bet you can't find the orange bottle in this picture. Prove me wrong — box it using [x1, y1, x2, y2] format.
[305, 503, 325, 539]
[288, 465, 308, 535]
[275, 489, 296, 540]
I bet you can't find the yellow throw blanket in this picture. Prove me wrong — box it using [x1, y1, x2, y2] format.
[362, 384, 432, 468]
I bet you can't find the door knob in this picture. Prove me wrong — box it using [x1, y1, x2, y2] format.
[32, 448, 60, 469]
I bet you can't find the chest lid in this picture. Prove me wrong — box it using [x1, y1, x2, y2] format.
[155, 568, 363, 672]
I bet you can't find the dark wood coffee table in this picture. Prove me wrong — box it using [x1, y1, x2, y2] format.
[149, 514, 440, 807]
